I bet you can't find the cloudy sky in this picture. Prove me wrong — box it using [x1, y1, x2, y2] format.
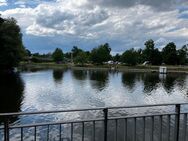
[1, 0, 188, 54]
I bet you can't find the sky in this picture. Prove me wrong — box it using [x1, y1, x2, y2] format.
[1, 0, 188, 54]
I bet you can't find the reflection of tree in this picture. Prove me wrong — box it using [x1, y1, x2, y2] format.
[121, 72, 136, 90]
[163, 74, 177, 93]
[53, 69, 64, 83]
[142, 73, 160, 93]
[175, 74, 186, 89]
[89, 71, 109, 91]
[72, 70, 87, 80]
[0, 72, 24, 124]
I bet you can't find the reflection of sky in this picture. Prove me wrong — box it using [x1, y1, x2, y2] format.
[20, 70, 188, 114]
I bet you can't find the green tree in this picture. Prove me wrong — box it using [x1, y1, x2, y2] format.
[113, 53, 121, 62]
[121, 48, 138, 66]
[25, 49, 31, 57]
[152, 48, 162, 65]
[52, 48, 64, 63]
[142, 39, 155, 62]
[177, 45, 188, 65]
[142, 39, 162, 65]
[162, 42, 177, 65]
[0, 17, 25, 69]
[74, 51, 88, 66]
[90, 43, 111, 64]
[71, 46, 83, 57]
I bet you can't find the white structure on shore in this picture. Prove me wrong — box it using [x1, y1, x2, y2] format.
[159, 66, 167, 74]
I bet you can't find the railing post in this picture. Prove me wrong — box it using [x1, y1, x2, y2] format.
[103, 108, 108, 141]
[175, 104, 180, 141]
[4, 116, 9, 141]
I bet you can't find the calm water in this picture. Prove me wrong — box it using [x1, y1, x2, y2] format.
[0, 69, 188, 140]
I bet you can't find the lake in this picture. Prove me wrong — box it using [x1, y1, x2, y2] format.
[0, 69, 188, 140]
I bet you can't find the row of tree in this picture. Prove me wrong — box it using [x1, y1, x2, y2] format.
[121, 40, 188, 66]
[49, 40, 188, 66]
[121, 39, 188, 65]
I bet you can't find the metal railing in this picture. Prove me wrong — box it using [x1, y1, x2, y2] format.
[0, 103, 188, 141]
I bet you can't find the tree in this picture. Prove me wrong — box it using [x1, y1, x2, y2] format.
[151, 48, 162, 65]
[142, 39, 162, 65]
[71, 46, 83, 57]
[90, 43, 111, 64]
[25, 49, 31, 57]
[0, 17, 25, 69]
[177, 45, 188, 65]
[74, 51, 88, 66]
[142, 39, 155, 62]
[52, 48, 64, 63]
[121, 48, 138, 66]
[162, 42, 177, 65]
[113, 53, 121, 62]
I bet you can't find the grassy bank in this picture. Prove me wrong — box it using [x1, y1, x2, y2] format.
[19, 62, 188, 73]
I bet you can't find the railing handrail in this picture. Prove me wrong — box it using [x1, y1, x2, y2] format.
[0, 102, 188, 117]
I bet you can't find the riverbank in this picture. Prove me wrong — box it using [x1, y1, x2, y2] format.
[19, 62, 188, 73]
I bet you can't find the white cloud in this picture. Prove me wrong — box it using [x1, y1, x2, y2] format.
[0, 0, 7, 6]
[1, 0, 188, 51]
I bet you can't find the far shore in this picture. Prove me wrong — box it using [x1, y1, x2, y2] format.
[18, 62, 188, 74]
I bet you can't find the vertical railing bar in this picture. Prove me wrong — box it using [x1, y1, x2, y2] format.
[115, 119, 118, 141]
[4, 116, 9, 141]
[143, 117, 145, 141]
[167, 115, 171, 141]
[133, 117, 136, 141]
[151, 116, 154, 141]
[71, 123, 73, 141]
[82, 122, 84, 141]
[47, 125, 49, 141]
[93, 121, 95, 141]
[103, 108, 108, 141]
[159, 115, 162, 141]
[183, 114, 187, 141]
[59, 124, 62, 141]
[175, 104, 180, 141]
[34, 126, 37, 141]
[21, 127, 23, 141]
[124, 118, 127, 141]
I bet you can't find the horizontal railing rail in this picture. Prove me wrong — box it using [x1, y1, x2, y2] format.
[0, 103, 188, 141]
[0, 102, 188, 116]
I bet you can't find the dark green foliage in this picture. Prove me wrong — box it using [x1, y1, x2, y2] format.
[90, 43, 111, 64]
[113, 53, 121, 62]
[25, 49, 31, 57]
[162, 42, 177, 65]
[136, 49, 143, 64]
[52, 48, 64, 63]
[74, 51, 88, 66]
[177, 45, 188, 65]
[71, 46, 83, 57]
[121, 48, 138, 66]
[151, 49, 162, 65]
[142, 39, 162, 65]
[0, 17, 25, 69]
[142, 39, 155, 62]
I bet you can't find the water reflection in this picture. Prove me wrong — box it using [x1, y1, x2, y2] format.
[0, 72, 24, 124]
[163, 74, 186, 93]
[53, 69, 64, 83]
[89, 71, 109, 91]
[72, 70, 87, 80]
[122, 72, 136, 90]
[142, 73, 160, 93]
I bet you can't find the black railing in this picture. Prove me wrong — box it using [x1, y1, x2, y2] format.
[0, 103, 188, 141]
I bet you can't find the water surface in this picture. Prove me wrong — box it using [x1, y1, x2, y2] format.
[0, 69, 188, 141]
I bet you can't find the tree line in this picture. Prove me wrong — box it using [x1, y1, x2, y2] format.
[34, 40, 187, 66]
